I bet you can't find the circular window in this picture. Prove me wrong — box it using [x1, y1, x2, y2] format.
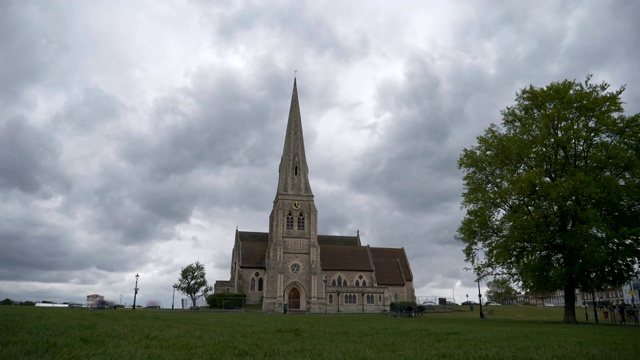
[255, 272, 260, 277]
[358, 274, 363, 280]
[291, 263, 300, 274]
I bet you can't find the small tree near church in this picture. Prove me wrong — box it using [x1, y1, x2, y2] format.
[174, 261, 213, 309]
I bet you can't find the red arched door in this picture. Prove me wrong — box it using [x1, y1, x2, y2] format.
[288, 288, 300, 309]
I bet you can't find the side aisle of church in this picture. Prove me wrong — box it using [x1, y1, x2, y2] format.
[214, 79, 415, 313]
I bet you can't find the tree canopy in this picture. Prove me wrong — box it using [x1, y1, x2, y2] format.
[485, 277, 517, 304]
[173, 261, 213, 309]
[458, 76, 640, 323]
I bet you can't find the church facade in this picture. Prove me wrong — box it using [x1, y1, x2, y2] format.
[214, 79, 415, 313]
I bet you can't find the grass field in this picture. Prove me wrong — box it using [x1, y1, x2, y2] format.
[1, 306, 638, 359]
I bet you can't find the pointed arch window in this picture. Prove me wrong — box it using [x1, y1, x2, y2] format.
[297, 212, 305, 230]
[295, 165, 299, 176]
[338, 276, 342, 287]
[355, 280, 360, 287]
[258, 278, 263, 291]
[250, 278, 256, 291]
[329, 294, 333, 304]
[286, 212, 294, 230]
[362, 280, 367, 287]
[331, 279, 336, 286]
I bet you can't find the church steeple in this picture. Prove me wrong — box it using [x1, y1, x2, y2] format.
[275, 78, 313, 200]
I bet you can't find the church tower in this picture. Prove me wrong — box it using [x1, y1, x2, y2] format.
[263, 78, 323, 312]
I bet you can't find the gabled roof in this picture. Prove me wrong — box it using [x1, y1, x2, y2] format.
[319, 245, 373, 271]
[237, 231, 268, 268]
[235, 231, 413, 286]
[238, 231, 268, 243]
[317, 235, 359, 246]
[369, 247, 413, 285]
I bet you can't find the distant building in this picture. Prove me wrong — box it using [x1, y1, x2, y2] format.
[515, 280, 640, 307]
[35, 303, 69, 308]
[214, 79, 415, 313]
[85, 294, 104, 308]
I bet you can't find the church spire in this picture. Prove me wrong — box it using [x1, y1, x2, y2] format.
[275, 78, 313, 200]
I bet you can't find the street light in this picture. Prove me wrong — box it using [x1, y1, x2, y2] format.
[477, 277, 484, 319]
[322, 274, 328, 315]
[132, 273, 139, 311]
[172, 287, 175, 310]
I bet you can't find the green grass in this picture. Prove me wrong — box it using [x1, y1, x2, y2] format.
[1, 306, 638, 359]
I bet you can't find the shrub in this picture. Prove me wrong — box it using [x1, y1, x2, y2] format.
[206, 293, 246, 309]
[390, 301, 414, 311]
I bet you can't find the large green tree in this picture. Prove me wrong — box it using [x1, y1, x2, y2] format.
[174, 261, 213, 309]
[458, 76, 640, 323]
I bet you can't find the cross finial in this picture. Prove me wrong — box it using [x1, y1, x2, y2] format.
[294, 70, 297, 79]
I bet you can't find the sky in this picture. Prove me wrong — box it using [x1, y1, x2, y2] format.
[1, 0, 639, 307]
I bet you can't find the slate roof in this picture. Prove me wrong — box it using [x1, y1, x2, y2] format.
[237, 232, 268, 269]
[317, 235, 359, 246]
[370, 247, 413, 285]
[235, 231, 412, 286]
[319, 245, 373, 271]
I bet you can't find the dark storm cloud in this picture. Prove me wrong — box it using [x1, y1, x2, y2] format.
[0, 202, 146, 279]
[0, 116, 67, 194]
[352, 56, 478, 214]
[120, 66, 292, 216]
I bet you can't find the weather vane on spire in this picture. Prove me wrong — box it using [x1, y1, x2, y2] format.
[295, 70, 297, 79]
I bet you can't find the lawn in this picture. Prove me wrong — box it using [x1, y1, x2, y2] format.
[1, 305, 638, 359]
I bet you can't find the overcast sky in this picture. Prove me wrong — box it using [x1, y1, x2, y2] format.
[1, 0, 639, 307]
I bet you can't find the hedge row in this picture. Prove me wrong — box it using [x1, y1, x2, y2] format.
[206, 293, 246, 309]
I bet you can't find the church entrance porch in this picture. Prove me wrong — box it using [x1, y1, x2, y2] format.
[288, 288, 300, 309]
[284, 282, 307, 312]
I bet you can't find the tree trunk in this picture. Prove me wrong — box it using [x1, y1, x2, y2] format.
[563, 283, 578, 323]
[191, 296, 197, 309]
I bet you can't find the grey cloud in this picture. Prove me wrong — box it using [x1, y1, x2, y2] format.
[124, 68, 285, 178]
[53, 86, 123, 134]
[0, 1, 70, 107]
[0, 2, 46, 102]
[212, 2, 369, 63]
[0, 116, 66, 194]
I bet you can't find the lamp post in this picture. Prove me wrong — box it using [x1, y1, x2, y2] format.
[172, 287, 175, 310]
[632, 271, 639, 307]
[322, 274, 328, 315]
[132, 273, 139, 310]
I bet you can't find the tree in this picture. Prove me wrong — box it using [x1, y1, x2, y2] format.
[173, 261, 213, 309]
[485, 277, 517, 304]
[1, 298, 13, 305]
[458, 76, 640, 323]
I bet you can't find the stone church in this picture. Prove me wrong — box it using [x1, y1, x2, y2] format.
[214, 79, 415, 313]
